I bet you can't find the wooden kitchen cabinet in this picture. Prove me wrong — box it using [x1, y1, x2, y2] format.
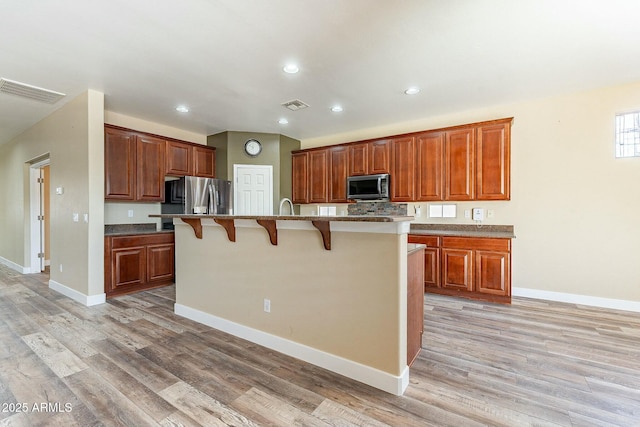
[329, 146, 349, 203]
[136, 135, 165, 201]
[414, 132, 444, 201]
[408, 235, 440, 290]
[308, 149, 329, 203]
[390, 136, 415, 201]
[105, 127, 137, 200]
[476, 121, 510, 200]
[166, 140, 216, 178]
[444, 127, 475, 201]
[291, 151, 309, 204]
[407, 245, 425, 366]
[193, 145, 215, 178]
[105, 232, 175, 298]
[348, 142, 368, 176]
[368, 139, 391, 174]
[105, 126, 164, 202]
[409, 234, 511, 303]
[166, 140, 193, 176]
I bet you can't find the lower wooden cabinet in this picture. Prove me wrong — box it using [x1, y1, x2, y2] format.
[408, 234, 511, 303]
[105, 232, 175, 298]
[407, 245, 425, 366]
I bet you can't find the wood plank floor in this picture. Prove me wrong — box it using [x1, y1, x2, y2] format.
[1, 265, 640, 426]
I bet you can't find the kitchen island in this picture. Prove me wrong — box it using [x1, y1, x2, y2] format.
[152, 214, 416, 395]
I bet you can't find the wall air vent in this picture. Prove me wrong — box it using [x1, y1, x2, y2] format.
[281, 99, 309, 111]
[0, 78, 66, 104]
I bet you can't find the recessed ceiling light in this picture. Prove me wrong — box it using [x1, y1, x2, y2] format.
[404, 87, 420, 95]
[331, 105, 343, 113]
[175, 105, 189, 113]
[283, 64, 299, 74]
[278, 118, 289, 125]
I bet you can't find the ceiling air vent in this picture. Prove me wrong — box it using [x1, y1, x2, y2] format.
[0, 78, 66, 104]
[281, 99, 309, 111]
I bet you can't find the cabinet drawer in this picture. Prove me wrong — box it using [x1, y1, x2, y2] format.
[442, 236, 510, 252]
[408, 234, 440, 247]
[110, 233, 174, 249]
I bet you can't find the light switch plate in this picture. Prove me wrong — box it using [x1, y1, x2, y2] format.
[442, 204, 457, 218]
[429, 204, 443, 218]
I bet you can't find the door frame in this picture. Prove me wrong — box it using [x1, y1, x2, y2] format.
[233, 164, 274, 215]
[29, 157, 50, 274]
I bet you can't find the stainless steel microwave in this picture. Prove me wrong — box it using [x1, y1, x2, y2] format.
[347, 174, 390, 200]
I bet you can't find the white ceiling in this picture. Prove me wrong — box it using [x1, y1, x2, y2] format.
[2, 0, 640, 146]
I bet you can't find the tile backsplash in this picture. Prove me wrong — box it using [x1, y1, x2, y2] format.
[348, 201, 408, 216]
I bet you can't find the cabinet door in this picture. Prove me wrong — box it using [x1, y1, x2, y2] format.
[369, 139, 391, 174]
[415, 132, 444, 201]
[423, 247, 441, 290]
[445, 128, 474, 200]
[348, 143, 368, 176]
[407, 248, 425, 366]
[477, 122, 510, 200]
[166, 140, 193, 176]
[105, 127, 136, 200]
[329, 146, 349, 203]
[111, 246, 146, 290]
[136, 135, 165, 201]
[308, 149, 328, 203]
[193, 145, 215, 178]
[441, 248, 473, 291]
[475, 250, 510, 296]
[291, 152, 309, 204]
[390, 136, 415, 201]
[147, 244, 175, 284]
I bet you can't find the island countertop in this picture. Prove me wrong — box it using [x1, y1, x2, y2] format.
[150, 214, 414, 222]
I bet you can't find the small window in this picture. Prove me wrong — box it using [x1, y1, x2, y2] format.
[615, 111, 640, 158]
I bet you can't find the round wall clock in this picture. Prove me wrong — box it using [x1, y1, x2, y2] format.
[244, 139, 262, 157]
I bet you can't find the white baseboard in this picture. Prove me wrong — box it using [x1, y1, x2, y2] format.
[49, 280, 106, 307]
[175, 303, 409, 396]
[512, 287, 640, 313]
[0, 256, 29, 274]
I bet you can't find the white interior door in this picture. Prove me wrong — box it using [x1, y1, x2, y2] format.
[234, 164, 273, 215]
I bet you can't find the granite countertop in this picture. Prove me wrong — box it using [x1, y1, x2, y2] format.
[104, 223, 174, 236]
[150, 214, 415, 223]
[410, 224, 515, 239]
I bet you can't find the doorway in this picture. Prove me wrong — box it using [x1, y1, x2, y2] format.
[29, 158, 50, 274]
[233, 164, 273, 215]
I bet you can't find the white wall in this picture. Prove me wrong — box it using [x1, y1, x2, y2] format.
[302, 81, 640, 305]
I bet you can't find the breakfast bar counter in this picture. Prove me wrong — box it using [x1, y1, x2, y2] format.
[151, 214, 415, 395]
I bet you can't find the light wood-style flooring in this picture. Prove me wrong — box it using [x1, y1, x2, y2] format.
[1, 264, 639, 426]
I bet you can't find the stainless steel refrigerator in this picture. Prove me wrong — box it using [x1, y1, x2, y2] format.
[184, 176, 233, 215]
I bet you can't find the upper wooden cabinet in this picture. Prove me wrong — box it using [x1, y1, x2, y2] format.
[105, 127, 137, 200]
[105, 127, 164, 202]
[476, 121, 510, 200]
[414, 132, 444, 201]
[328, 146, 349, 203]
[368, 139, 391, 175]
[136, 135, 165, 201]
[390, 136, 415, 202]
[348, 142, 368, 176]
[308, 149, 329, 203]
[193, 145, 215, 178]
[444, 127, 475, 201]
[290, 117, 512, 203]
[291, 151, 309, 204]
[166, 140, 216, 178]
[165, 140, 193, 176]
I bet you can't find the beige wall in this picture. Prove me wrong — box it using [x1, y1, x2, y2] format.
[302, 81, 640, 303]
[0, 90, 105, 296]
[104, 111, 207, 145]
[175, 221, 406, 377]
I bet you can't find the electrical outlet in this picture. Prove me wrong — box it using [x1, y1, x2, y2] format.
[263, 298, 271, 313]
[59, 264, 63, 272]
[487, 209, 495, 218]
[73, 213, 79, 222]
[472, 208, 484, 221]
[128, 210, 134, 218]
[464, 209, 471, 218]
